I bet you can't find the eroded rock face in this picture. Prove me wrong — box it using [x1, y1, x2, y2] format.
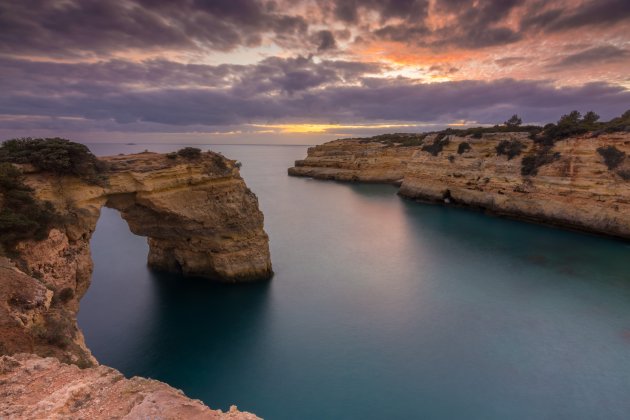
[1, 150, 271, 418]
[0, 353, 261, 420]
[102, 153, 272, 281]
[20, 151, 272, 283]
[289, 132, 630, 239]
[5, 151, 272, 363]
[288, 139, 417, 183]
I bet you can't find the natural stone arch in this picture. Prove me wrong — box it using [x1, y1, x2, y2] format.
[101, 153, 273, 282]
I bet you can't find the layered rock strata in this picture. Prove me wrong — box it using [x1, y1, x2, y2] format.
[1, 151, 271, 418]
[0, 353, 260, 419]
[289, 132, 630, 239]
[288, 139, 416, 183]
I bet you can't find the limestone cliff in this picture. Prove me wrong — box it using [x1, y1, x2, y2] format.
[0, 353, 260, 419]
[1, 150, 270, 418]
[289, 139, 416, 183]
[289, 131, 630, 239]
[21, 151, 272, 283]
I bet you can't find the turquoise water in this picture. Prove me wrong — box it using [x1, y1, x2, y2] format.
[79, 144, 630, 419]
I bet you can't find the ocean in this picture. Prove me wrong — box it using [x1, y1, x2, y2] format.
[78, 143, 630, 419]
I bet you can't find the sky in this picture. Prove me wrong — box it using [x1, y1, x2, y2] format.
[1, 0, 629, 144]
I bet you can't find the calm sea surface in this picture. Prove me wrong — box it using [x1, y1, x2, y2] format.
[78, 143, 630, 419]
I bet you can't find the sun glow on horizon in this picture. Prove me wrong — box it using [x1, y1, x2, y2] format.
[249, 122, 432, 133]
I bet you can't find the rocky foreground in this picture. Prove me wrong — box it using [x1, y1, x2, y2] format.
[1, 150, 270, 418]
[289, 131, 630, 239]
[0, 354, 260, 419]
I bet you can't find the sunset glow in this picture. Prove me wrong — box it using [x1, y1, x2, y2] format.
[0, 0, 628, 143]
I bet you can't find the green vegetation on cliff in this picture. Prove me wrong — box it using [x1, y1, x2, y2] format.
[0, 163, 57, 253]
[597, 146, 626, 170]
[0, 137, 105, 184]
[496, 139, 526, 160]
[347, 110, 630, 148]
[342, 110, 629, 177]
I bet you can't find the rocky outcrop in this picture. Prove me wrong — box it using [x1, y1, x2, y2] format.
[0, 353, 260, 419]
[289, 132, 630, 239]
[288, 139, 416, 183]
[6, 151, 271, 363]
[21, 152, 272, 283]
[1, 150, 271, 418]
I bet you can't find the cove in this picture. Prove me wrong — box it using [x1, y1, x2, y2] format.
[79, 144, 630, 420]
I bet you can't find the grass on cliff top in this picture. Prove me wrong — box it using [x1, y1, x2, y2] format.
[0, 163, 58, 254]
[0, 137, 106, 185]
[343, 109, 630, 147]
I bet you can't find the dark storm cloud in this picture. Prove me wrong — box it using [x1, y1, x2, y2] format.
[3, 0, 629, 58]
[342, 0, 629, 49]
[315, 30, 337, 51]
[521, 0, 630, 33]
[0, 55, 386, 101]
[0, 0, 309, 56]
[1, 55, 628, 130]
[547, 45, 630, 69]
[351, 0, 522, 49]
[332, 0, 430, 23]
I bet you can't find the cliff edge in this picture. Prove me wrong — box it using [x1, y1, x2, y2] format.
[0, 353, 260, 419]
[1, 146, 269, 419]
[289, 130, 630, 239]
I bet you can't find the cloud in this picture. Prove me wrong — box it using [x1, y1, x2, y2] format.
[0, 0, 310, 57]
[0, 0, 628, 141]
[346, 0, 629, 50]
[315, 30, 337, 51]
[494, 57, 528, 67]
[1, 56, 628, 132]
[2, 0, 629, 60]
[521, 0, 630, 33]
[547, 45, 629, 69]
[329, 0, 430, 23]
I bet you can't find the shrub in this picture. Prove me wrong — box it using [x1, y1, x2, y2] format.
[211, 154, 228, 171]
[52, 287, 75, 305]
[505, 114, 522, 128]
[421, 135, 450, 156]
[496, 139, 526, 160]
[582, 111, 600, 126]
[176, 147, 202, 159]
[0, 138, 105, 184]
[347, 109, 627, 151]
[166, 152, 177, 159]
[601, 110, 630, 133]
[536, 110, 629, 144]
[0, 163, 57, 252]
[617, 169, 630, 181]
[521, 146, 561, 176]
[37, 315, 72, 348]
[457, 142, 471, 154]
[537, 111, 589, 144]
[597, 146, 626, 170]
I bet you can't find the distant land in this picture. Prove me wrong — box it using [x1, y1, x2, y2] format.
[290, 110, 630, 238]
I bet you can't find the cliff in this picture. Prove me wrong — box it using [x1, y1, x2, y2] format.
[289, 131, 630, 239]
[1, 353, 260, 419]
[21, 151, 272, 283]
[1, 150, 270, 418]
[289, 139, 416, 183]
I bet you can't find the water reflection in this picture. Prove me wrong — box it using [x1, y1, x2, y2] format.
[78, 207, 273, 412]
[79, 144, 630, 420]
[137, 271, 273, 405]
